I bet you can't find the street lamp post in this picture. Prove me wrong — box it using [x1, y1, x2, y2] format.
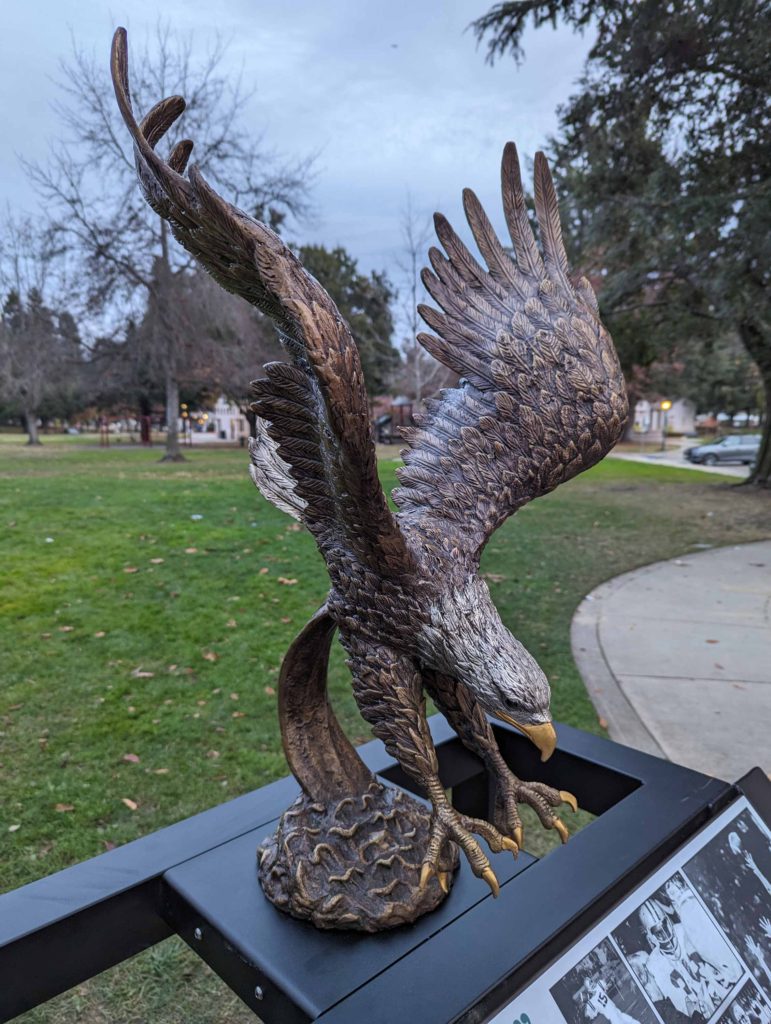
[660, 399, 672, 451]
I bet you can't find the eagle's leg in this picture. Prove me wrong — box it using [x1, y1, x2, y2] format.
[343, 633, 515, 897]
[424, 671, 577, 849]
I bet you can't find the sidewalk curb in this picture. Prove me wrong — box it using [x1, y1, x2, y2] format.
[570, 565, 668, 759]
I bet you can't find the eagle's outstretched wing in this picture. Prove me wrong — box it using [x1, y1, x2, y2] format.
[393, 144, 628, 570]
[111, 28, 409, 575]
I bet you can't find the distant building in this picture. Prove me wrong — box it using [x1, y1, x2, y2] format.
[177, 396, 248, 443]
[212, 396, 248, 441]
[633, 398, 695, 436]
[370, 395, 414, 444]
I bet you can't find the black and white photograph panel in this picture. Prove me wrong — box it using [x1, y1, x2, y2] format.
[550, 938, 659, 1024]
[684, 809, 771, 994]
[715, 978, 771, 1024]
[612, 872, 742, 1023]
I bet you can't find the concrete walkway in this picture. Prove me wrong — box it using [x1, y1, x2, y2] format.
[572, 541, 771, 782]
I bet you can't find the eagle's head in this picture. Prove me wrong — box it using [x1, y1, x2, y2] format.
[418, 576, 556, 761]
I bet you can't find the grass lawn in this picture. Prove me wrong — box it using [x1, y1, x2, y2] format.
[2, 437, 769, 1023]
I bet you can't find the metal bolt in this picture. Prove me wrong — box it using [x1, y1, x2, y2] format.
[193, 927, 202, 941]
[254, 986, 264, 1001]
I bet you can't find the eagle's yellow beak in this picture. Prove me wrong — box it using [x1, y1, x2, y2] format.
[495, 714, 557, 762]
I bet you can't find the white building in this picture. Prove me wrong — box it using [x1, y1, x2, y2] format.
[177, 396, 248, 443]
[212, 396, 248, 441]
[633, 398, 695, 436]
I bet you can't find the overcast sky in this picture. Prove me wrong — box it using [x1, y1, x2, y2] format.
[0, 0, 591, 339]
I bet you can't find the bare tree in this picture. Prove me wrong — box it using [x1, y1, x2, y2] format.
[395, 194, 454, 403]
[0, 213, 78, 444]
[28, 23, 312, 460]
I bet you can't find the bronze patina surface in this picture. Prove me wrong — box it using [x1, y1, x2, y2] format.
[111, 27, 628, 931]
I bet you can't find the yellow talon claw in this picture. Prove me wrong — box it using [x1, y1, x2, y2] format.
[419, 862, 435, 890]
[513, 826, 523, 849]
[437, 870, 451, 894]
[553, 818, 570, 844]
[501, 836, 519, 856]
[481, 867, 500, 897]
[559, 790, 578, 813]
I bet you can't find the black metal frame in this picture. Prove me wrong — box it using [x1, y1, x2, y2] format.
[1, 716, 765, 1024]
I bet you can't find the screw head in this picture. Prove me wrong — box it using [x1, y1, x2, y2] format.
[254, 985, 264, 1001]
[193, 927, 203, 941]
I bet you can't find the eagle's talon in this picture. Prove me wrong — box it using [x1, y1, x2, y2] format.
[419, 861, 436, 890]
[559, 790, 578, 813]
[552, 817, 569, 844]
[481, 867, 500, 897]
[437, 870, 451, 894]
[500, 836, 519, 857]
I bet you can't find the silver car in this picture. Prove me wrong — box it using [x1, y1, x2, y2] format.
[684, 434, 761, 466]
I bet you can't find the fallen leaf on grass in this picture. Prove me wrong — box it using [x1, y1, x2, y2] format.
[131, 668, 155, 678]
[231, 711, 245, 718]
[8, 703, 23, 712]
[258, 567, 269, 575]
[230, 693, 239, 701]
[277, 577, 298, 586]
[102, 840, 116, 851]
[8, 824, 20, 832]
[185, 547, 197, 554]
[121, 753, 140, 764]
[202, 650, 219, 662]
[121, 798, 138, 811]
[59, 626, 74, 633]
[55, 803, 75, 813]
[226, 618, 237, 628]
[598, 717, 609, 730]
[154, 768, 170, 775]
[206, 750, 220, 759]
[196, 700, 207, 706]
[94, 631, 106, 638]
[40, 633, 51, 639]
[123, 567, 139, 574]
[149, 558, 165, 564]
[280, 617, 292, 624]
[264, 686, 276, 696]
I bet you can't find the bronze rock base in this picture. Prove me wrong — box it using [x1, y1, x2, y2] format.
[257, 780, 458, 932]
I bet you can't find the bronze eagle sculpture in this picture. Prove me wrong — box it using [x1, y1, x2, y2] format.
[112, 28, 628, 930]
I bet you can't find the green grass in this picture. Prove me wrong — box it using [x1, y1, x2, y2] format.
[2, 439, 769, 1022]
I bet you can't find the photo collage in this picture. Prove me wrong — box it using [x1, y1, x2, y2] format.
[547, 808, 771, 1024]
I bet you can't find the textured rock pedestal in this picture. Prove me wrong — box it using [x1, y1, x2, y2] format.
[258, 781, 457, 931]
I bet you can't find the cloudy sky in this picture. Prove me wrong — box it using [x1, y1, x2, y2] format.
[0, 0, 592, 338]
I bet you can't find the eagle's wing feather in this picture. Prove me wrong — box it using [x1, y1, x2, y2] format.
[111, 29, 409, 574]
[393, 144, 628, 569]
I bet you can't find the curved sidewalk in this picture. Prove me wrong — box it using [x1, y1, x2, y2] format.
[571, 541, 771, 782]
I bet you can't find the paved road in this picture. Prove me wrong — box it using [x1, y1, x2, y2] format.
[572, 541, 771, 782]
[608, 441, 750, 478]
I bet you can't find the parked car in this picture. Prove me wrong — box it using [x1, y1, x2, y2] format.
[683, 434, 761, 465]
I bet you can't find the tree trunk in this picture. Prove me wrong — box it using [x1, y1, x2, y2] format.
[746, 377, 771, 487]
[23, 410, 42, 446]
[161, 372, 185, 462]
[244, 406, 258, 438]
[738, 321, 771, 487]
